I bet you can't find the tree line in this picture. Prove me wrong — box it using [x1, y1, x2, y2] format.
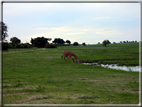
[2, 22, 132, 50]
[1, 22, 87, 50]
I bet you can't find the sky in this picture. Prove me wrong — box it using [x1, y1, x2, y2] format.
[2, 1, 141, 44]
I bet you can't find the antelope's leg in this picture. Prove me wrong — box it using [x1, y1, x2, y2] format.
[63, 55, 67, 62]
[67, 56, 74, 63]
[72, 58, 74, 62]
[71, 58, 74, 63]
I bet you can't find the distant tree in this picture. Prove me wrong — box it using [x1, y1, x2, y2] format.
[73, 42, 79, 46]
[30, 37, 51, 48]
[31, 38, 34, 45]
[52, 38, 58, 44]
[10, 37, 21, 45]
[66, 40, 71, 45]
[59, 38, 65, 44]
[53, 38, 65, 44]
[98, 42, 100, 44]
[102, 40, 110, 47]
[113, 42, 116, 44]
[82, 42, 86, 46]
[0, 22, 9, 41]
[48, 38, 52, 42]
[123, 41, 126, 43]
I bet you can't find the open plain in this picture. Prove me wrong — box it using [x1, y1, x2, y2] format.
[2, 43, 140, 104]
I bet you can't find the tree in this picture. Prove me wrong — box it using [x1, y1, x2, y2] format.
[66, 40, 71, 45]
[123, 41, 126, 43]
[30, 38, 34, 45]
[10, 37, 21, 45]
[82, 42, 86, 46]
[52, 38, 58, 44]
[53, 38, 65, 44]
[58, 38, 65, 44]
[0, 22, 9, 41]
[98, 42, 100, 44]
[73, 42, 79, 46]
[102, 40, 110, 47]
[30, 37, 51, 48]
[113, 42, 116, 44]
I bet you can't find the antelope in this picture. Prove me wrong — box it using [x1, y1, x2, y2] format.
[62, 50, 80, 63]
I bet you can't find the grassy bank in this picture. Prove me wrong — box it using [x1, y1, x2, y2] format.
[2, 43, 139, 104]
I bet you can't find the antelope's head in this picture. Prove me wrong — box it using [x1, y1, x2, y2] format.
[77, 59, 80, 63]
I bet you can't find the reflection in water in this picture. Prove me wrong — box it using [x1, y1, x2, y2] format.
[82, 63, 141, 72]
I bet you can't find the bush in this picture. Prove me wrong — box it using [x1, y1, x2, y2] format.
[2, 42, 8, 50]
[46, 44, 57, 48]
[9, 43, 16, 48]
[15, 43, 32, 48]
[22, 43, 32, 48]
[26, 43, 32, 48]
[21, 43, 28, 48]
[8, 43, 13, 48]
[16, 44, 24, 48]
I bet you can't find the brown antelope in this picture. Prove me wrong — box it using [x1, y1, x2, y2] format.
[63, 50, 80, 63]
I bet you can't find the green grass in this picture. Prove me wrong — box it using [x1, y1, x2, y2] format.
[2, 43, 139, 104]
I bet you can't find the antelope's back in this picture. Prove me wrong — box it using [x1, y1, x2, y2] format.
[63, 50, 74, 57]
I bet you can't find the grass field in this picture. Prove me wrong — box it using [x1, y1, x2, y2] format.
[2, 43, 140, 104]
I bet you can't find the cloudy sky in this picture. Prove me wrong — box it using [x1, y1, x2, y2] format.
[3, 1, 140, 44]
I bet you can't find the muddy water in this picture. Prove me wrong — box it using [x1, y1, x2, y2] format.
[82, 63, 141, 72]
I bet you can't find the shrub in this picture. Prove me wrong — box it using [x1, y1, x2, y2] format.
[22, 43, 30, 48]
[8, 43, 13, 48]
[9, 43, 16, 48]
[21, 43, 28, 48]
[22, 43, 32, 48]
[46, 44, 57, 48]
[16, 43, 32, 48]
[16, 44, 24, 48]
[26, 43, 32, 48]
